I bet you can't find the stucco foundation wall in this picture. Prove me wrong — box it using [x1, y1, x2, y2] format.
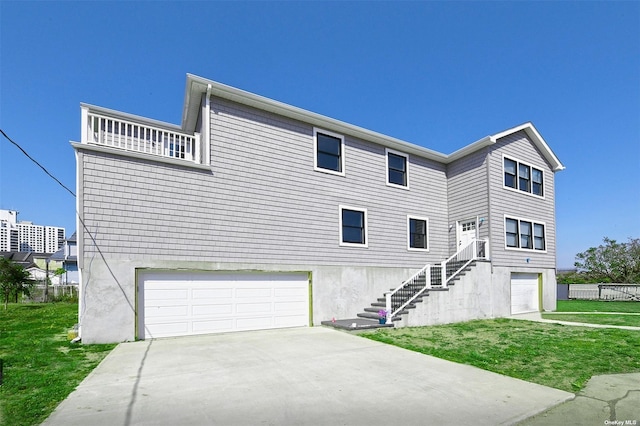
[79, 259, 419, 344]
[395, 263, 558, 328]
[397, 261, 508, 327]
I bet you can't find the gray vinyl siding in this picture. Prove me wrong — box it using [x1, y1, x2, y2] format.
[446, 148, 490, 254]
[487, 131, 557, 269]
[79, 97, 449, 268]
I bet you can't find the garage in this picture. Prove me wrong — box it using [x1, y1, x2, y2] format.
[138, 271, 310, 339]
[510, 273, 540, 314]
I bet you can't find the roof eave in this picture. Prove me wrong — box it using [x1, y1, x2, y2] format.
[183, 74, 449, 162]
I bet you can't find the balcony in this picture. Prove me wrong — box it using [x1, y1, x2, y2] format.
[80, 105, 201, 163]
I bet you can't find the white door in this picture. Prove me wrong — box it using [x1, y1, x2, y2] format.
[511, 273, 539, 314]
[458, 219, 477, 248]
[138, 271, 310, 339]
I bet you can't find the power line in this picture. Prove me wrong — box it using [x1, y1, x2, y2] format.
[0, 128, 76, 197]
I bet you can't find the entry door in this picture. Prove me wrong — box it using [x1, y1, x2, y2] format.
[458, 219, 477, 248]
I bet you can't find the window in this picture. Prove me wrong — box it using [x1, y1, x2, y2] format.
[504, 158, 517, 189]
[534, 224, 546, 250]
[407, 216, 429, 250]
[532, 168, 544, 196]
[314, 128, 345, 175]
[519, 164, 530, 192]
[520, 220, 532, 249]
[505, 216, 546, 251]
[503, 156, 544, 197]
[505, 218, 519, 248]
[340, 206, 367, 247]
[386, 149, 409, 188]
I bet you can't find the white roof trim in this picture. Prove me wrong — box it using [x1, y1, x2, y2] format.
[172, 75, 565, 171]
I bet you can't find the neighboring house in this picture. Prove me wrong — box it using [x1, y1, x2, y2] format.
[73, 74, 564, 344]
[50, 232, 79, 285]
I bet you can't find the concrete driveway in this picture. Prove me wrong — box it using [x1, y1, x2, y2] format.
[43, 327, 571, 426]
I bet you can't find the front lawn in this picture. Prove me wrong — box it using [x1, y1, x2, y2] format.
[0, 303, 116, 426]
[362, 319, 640, 392]
[556, 300, 640, 313]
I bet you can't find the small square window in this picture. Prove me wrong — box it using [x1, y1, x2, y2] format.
[386, 150, 408, 187]
[408, 216, 428, 250]
[314, 129, 345, 175]
[340, 206, 367, 247]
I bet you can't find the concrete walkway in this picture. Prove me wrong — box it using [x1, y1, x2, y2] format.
[518, 373, 640, 426]
[510, 311, 640, 331]
[42, 327, 571, 426]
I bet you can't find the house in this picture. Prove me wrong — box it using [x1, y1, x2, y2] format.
[49, 232, 79, 285]
[72, 74, 564, 344]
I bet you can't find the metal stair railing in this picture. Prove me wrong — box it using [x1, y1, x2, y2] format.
[441, 239, 488, 287]
[385, 265, 431, 323]
[384, 239, 488, 322]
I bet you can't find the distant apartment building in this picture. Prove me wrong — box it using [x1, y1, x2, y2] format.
[0, 209, 65, 253]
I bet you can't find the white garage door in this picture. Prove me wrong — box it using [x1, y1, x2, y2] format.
[511, 273, 540, 315]
[138, 271, 310, 339]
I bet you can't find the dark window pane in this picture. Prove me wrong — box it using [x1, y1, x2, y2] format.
[317, 133, 341, 155]
[409, 218, 427, 249]
[389, 169, 406, 186]
[343, 227, 364, 244]
[317, 152, 340, 171]
[342, 210, 363, 228]
[388, 153, 406, 171]
[411, 234, 426, 249]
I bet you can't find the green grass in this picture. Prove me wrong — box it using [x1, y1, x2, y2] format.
[362, 319, 640, 392]
[0, 303, 116, 426]
[556, 300, 640, 313]
[541, 313, 640, 327]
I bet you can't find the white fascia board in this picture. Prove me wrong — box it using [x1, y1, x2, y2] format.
[184, 74, 449, 162]
[447, 135, 494, 162]
[81, 103, 183, 132]
[182, 75, 565, 171]
[491, 122, 565, 172]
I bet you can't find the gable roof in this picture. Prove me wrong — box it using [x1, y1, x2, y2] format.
[182, 74, 564, 171]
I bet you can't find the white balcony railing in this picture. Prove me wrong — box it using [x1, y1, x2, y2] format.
[81, 107, 200, 163]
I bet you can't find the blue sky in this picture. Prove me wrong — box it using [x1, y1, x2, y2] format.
[0, 1, 638, 268]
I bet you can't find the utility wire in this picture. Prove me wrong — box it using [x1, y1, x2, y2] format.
[1, 128, 136, 324]
[0, 128, 76, 197]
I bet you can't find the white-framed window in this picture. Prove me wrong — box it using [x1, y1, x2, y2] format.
[504, 216, 546, 252]
[407, 215, 429, 251]
[503, 155, 544, 197]
[314, 128, 345, 176]
[385, 148, 409, 189]
[339, 205, 368, 247]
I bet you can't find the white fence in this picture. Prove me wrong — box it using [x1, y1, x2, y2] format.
[567, 284, 640, 301]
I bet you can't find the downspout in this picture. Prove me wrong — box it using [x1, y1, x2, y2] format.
[205, 84, 212, 166]
[485, 145, 492, 262]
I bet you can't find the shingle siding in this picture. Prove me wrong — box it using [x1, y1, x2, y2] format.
[487, 131, 557, 269]
[80, 96, 450, 268]
[446, 148, 490, 254]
